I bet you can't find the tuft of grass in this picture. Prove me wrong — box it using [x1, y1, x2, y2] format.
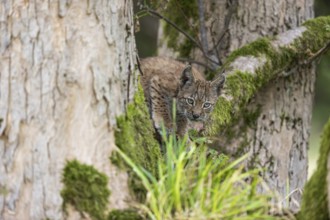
[118, 134, 279, 220]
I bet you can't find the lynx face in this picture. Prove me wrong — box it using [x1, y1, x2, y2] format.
[140, 57, 226, 137]
[176, 66, 225, 123]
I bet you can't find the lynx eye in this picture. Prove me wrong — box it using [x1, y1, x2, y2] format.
[186, 98, 195, 105]
[203, 102, 212, 109]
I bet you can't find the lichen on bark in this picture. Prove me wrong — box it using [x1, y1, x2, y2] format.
[298, 117, 330, 220]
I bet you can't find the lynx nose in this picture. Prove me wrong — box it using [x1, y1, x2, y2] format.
[193, 114, 200, 119]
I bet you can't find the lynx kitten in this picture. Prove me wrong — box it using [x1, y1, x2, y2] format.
[140, 57, 225, 137]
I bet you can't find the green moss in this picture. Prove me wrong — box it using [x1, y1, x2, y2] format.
[114, 81, 162, 201]
[61, 159, 111, 220]
[108, 209, 143, 220]
[206, 69, 264, 137]
[225, 38, 274, 64]
[226, 71, 259, 103]
[206, 96, 232, 135]
[298, 117, 330, 220]
[161, 0, 199, 56]
[301, 16, 330, 56]
[224, 37, 297, 79]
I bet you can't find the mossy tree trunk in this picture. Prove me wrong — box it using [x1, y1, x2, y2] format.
[0, 1, 137, 219]
[298, 117, 330, 219]
[158, 0, 315, 211]
[208, 0, 315, 212]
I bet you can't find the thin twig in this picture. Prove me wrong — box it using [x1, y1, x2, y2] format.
[304, 41, 330, 64]
[210, 0, 238, 63]
[213, 28, 229, 50]
[144, 7, 221, 67]
[196, 0, 222, 68]
[208, 20, 222, 66]
[145, 7, 202, 50]
[278, 41, 330, 77]
[176, 57, 213, 70]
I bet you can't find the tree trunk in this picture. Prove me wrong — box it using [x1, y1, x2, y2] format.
[158, 0, 315, 211]
[209, 0, 315, 211]
[0, 1, 136, 219]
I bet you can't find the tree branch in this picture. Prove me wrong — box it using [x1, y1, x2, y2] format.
[144, 7, 221, 68]
[205, 16, 330, 139]
[176, 57, 213, 70]
[145, 7, 202, 51]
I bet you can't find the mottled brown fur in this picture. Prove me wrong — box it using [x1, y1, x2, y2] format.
[140, 57, 225, 137]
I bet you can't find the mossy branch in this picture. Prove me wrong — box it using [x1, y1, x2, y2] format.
[205, 16, 330, 138]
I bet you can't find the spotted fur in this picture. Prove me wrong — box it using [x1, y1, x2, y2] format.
[140, 57, 225, 137]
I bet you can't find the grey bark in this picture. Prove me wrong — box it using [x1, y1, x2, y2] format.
[218, 0, 314, 212]
[159, 0, 315, 212]
[0, 0, 136, 219]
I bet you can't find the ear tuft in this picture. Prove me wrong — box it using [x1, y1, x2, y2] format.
[180, 65, 195, 88]
[211, 74, 226, 95]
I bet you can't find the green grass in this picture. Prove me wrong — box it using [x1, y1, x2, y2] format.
[118, 134, 281, 220]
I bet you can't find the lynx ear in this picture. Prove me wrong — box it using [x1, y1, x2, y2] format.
[211, 74, 226, 95]
[180, 65, 195, 88]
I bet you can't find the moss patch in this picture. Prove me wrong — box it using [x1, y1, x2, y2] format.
[108, 209, 143, 220]
[61, 159, 110, 220]
[206, 96, 232, 135]
[225, 38, 275, 65]
[113, 82, 162, 201]
[206, 70, 266, 136]
[301, 16, 330, 56]
[298, 117, 330, 220]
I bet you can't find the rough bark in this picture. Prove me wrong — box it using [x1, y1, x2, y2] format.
[0, 0, 136, 219]
[207, 0, 314, 211]
[158, 0, 316, 211]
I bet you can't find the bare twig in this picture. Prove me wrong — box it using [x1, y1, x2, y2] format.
[278, 41, 330, 77]
[144, 7, 221, 68]
[145, 7, 202, 50]
[213, 28, 229, 50]
[196, 0, 222, 69]
[176, 57, 213, 70]
[209, 0, 238, 64]
[304, 41, 330, 64]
